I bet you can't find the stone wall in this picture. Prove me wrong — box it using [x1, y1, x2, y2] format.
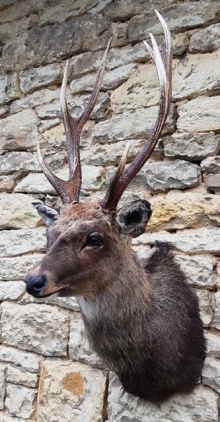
[0, 0, 220, 420]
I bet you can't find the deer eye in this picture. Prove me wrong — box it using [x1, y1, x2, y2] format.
[86, 233, 103, 248]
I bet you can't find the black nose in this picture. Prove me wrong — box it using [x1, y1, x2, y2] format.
[24, 275, 47, 297]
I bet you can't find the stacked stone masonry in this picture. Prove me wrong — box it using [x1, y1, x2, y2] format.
[1, 0, 220, 420]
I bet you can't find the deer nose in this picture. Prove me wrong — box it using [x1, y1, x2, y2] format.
[24, 275, 47, 297]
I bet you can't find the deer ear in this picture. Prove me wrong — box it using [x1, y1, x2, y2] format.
[116, 199, 152, 238]
[32, 202, 60, 226]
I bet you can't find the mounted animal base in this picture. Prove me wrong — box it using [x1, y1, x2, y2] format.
[24, 11, 205, 403]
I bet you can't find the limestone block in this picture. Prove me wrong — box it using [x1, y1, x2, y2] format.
[5, 384, 37, 419]
[111, 21, 128, 47]
[0, 364, 6, 410]
[69, 313, 103, 367]
[202, 357, 220, 393]
[174, 254, 214, 289]
[206, 174, 220, 193]
[144, 160, 201, 192]
[128, 2, 219, 43]
[0, 0, 31, 23]
[0, 73, 20, 106]
[0, 194, 41, 230]
[108, 373, 218, 422]
[38, 118, 62, 134]
[38, 0, 105, 24]
[173, 50, 220, 100]
[1, 302, 70, 356]
[132, 227, 220, 254]
[0, 345, 40, 373]
[93, 104, 175, 143]
[0, 281, 25, 301]
[148, 192, 220, 231]
[10, 88, 60, 115]
[0, 105, 9, 117]
[38, 360, 107, 422]
[0, 254, 44, 281]
[163, 132, 219, 161]
[189, 23, 220, 53]
[7, 365, 38, 388]
[19, 63, 62, 94]
[0, 109, 37, 151]
[212, 293, 220, 330]
[177, 96, 220, 132]
[201, 156, 220, 174]
[36, 296, 80, 311]
[70, 63, 137, 94]
[205, 332, 220, 358]
[0, 151, 40, 174]
[0, 227, 46, 257]
[0, 175, 16, 192]
[104, 0, 176, 21]
[196, 290, 212, 327]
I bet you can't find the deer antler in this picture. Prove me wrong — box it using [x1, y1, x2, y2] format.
[37, 39, 112, 204]
[99, 10, 172, 212]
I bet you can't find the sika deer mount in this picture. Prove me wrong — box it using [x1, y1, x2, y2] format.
[24, 12, 205, 403]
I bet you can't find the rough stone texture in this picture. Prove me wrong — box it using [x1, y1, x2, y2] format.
[144, 160, 201, 192]
[5, 384, 37, 419]
[0, 227, 46, 257]
[0, 345, 40, 373]
[205, 332, 220, 358]
[0, 194, 41, 229]
[0, 73, 21, 105]
[148, 192, 220, 231]
[0, 151, 40, 174]
[0, 254, 44, 281]
[19, 63, 63, 94]
[206, 174, 220, 194]
[0, 364, 5, 410]
[201, 156, 220, 174]
[212, 293, 220, 330]
[108, 374, 218, 422]
[163, 132, 219, 161]
[202, 357, 220, 394]
[0, 109, 38, 152]
[38, 360, 107, 422]
[177, 96, 220, 132]
[1, 302, 70, 356]
[7, 364, 38, 388]
[0, 281, 25, 301]
[174, 254, 214, 289]
[196, 290, 213, 327]
[189, 23, 220, 53]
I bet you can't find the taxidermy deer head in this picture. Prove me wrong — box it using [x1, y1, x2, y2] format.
[24, 11, 205, 403]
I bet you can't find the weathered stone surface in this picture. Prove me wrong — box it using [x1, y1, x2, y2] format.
[202, 357, 220, 393]
[189, 23, 220, 53]
[0, 105, 9, 117]
[0, 345, 40, 373]
[148, 192, 220, 231]
[93, 104, 175, 142]
[37, 296, 80, 311]
[0, 109, 37, 151]
[5, 384, 37, 419]
[0, 151, 40, 174]
[0, 175, 16, 192]
[0, 364, 6, 410]
[0, 73, 21, 105]
[201, 156, 220, 174]
[104, 0, 174, 21]
[38, 360, 107, 422]
[128, 2, 219, 43]
[0, 281, 25, 301]
[177, 96, 220, 132]
[69, 313, 102, 367]
[0, 194, 41, 230]
[70, 63, 137, 94]
[133, 227, 220, 254]
[205, 332, 220, 358]
[163, 132, 219, 160]
[206, 174, 220, 194]
[0, 254, 44, 281]
[174, 254, 214, 289]
[108, 374, 218, 421]
[196, 290, 212, 327]
[213, 292, 220, 330]
[7, 364, 38, 388]
[19, 63, 62, 94]
[0, 227, 46, 257]
[10, 87, 60, 115]
[2, 302, 70, 356]
[144, 160, 201, 192]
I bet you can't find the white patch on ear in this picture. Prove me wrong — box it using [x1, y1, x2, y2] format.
[32, 202, 60, 226]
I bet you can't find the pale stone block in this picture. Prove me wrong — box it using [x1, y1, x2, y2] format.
[163, 132, 219, 161]
[0, 363, 6, 410]
[178, 96, 220, 132]
[0, 281, 25, 301]
[201, 156, 220, 174]
[212, 292, 220, 330]
[205, 332, 220, 358]
[35, 295, 80, 311]
[202, 357, 220, 393]
[10, 87, 60, 114]
[69, 313, 103, 367]
[196, 290, 212, 327]
[1, 302, 70, 356]
[0, 151, 40, 175]
[108, 374, 218, 422]
[0, 254, 44, 281]
[0, 73, 21, 105]
[189, 23, 220, 53]
[174, 254, 214, 289]
[5, 384, 37, 419]
[19, 63, 62, 94]
[0, 109, 37, 151]
[7, 365, 38, 388]
[0, 345, 40, 373]
[38, 360, 107, 422]
[0, 194, 41, 230]
[0, 227, 46, 257]
[0, 175, 16, 193]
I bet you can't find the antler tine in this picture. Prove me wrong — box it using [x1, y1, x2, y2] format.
[37, 39, 111, 204]
[100, 11, 172, 212]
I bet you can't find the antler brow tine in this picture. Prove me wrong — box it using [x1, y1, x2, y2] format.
[37, 39, 112, 204]
[100, 10, 172, 212]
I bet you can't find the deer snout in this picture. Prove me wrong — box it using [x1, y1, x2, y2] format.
[24, 275, 48, 297]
